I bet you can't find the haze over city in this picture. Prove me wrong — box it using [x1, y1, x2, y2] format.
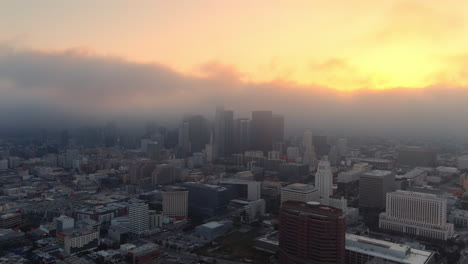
[2, 1, 468, 137]
[3, 2, 468, 264]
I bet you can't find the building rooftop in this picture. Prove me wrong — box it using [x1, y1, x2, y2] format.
[346, 233, 433, 264]
[282, 201, 343, 217]
[402, 168, 427, 179]
[182, 182, 228, 191]
[201, 221, 224, 229]
[391, 190, 444, 200]
[362, 170, 393, 177]
[129, 243, 158, 255]
[282, 183, 317, 193]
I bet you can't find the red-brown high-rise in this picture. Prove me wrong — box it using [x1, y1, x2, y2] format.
[279, 201, 346, 264]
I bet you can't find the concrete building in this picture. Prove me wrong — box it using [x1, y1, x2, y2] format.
[149, 210, 163, 229]
[281, 183, 320, 204]
[337, 138, 347, 157]
[457, 155, 468, 170]
[146, 141, 160, 160]
[251, 111, 273, 153]
[397, 147, 436, 168]
[0, 159, 7, 171]
[195, 220, 233, 239]
[181, 182, 232, 216]
[219, 178, 261, 201]
[162, 186, 188, 220]
[214, 106, 234, 158]
[255, 232, 279, 254]
[449, 209, 468, 227]
[0, 213, 22, 229]
[315, 159, 333, 204]
[359, 170, 395, 210]
[0, 229, 25, 248]
[128, 243, 160, 264]
[272, 114, 284, 143]
[278, 163, 309, 182]
[286, 147, 301, 162]
[399, 168, 427, 187]
[345, 233, 435, 264]
[353, 158, 394, 170]
[56, 215, 75, 232]
[230, 199, 266, 223]
[460, 173, 468, 191]
[128, 201, 149, 235]
[63, 226, 100, 255]
[279, 201, 346, 264]
[233, 118, 251, 153]
[379, 191, 454, 240]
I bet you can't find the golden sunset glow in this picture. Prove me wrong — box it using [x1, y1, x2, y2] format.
[2, 0, 468, 91]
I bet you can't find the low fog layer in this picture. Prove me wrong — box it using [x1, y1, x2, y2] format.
[0, 46, 467, 137]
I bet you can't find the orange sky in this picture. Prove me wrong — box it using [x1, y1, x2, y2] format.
[2, 0, 468, 91]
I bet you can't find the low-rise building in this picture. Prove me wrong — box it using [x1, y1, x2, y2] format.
[0, 213, 22, 229]
[62, 225, 100, 255]
[128, 243, 160, 264]
[281, 183, 319, 204]
[345, 233, 435, 264]
[449, 209, 468, 227]
[194, 220, 233, 239]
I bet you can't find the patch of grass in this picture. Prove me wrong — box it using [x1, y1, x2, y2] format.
[196, 231, 272, 263]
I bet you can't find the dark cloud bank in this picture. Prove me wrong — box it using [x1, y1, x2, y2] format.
[0, 46, 467, 138]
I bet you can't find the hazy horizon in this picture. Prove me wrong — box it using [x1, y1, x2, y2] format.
[2, 1, 468, 138]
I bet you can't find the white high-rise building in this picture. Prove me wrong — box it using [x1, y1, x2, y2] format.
[281, 183, 320, 204]
[379, 191, 454, 240]
[315, 159, 333, 204]
[128, 201, 149, 235]
[162, 186, 188, 219]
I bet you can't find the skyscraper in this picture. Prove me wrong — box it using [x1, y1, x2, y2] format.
[272, 114, 285, 143]
[128, 201, 149, 235]
[303, 130, 317, 171]
[337, 138, 347, 157]
[234, 118, 251, 153]
[181, 115, 210, 153]
[397, 146, 437, 167]
[178, 121, 190, 153]
[251, 111, 273, 153]
[214, 107, 234, 158]
[279, 201, 346, 264]
[303, 130, 314, 151]
[147, 141, 160, 160]
[359, 170, 395, 210]
[313, 135, 330, 158]
[315, 159, 333, 204]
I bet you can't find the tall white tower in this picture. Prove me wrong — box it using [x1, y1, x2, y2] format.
[128, 201, 149, 235]
[315, 159, 333, 204]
